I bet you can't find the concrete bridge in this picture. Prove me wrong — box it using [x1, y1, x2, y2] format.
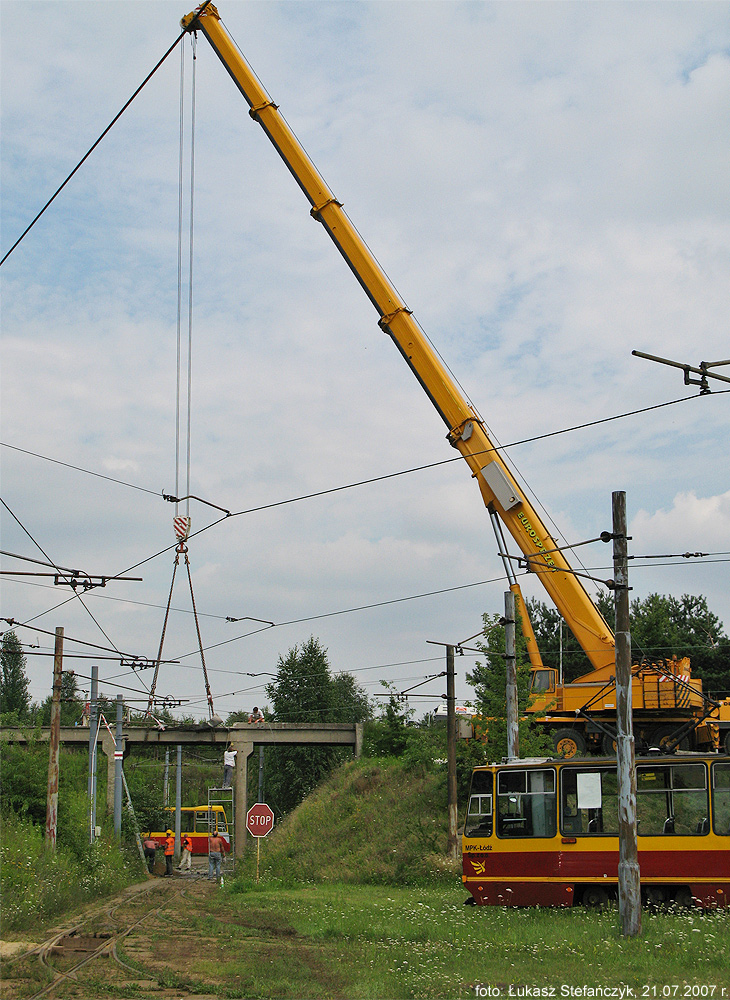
[1, 722, 363, 856]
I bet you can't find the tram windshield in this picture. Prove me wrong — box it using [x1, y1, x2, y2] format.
[465, 770, 493, 837]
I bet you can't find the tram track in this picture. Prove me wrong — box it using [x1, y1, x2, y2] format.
[3, 875, 214, 1000]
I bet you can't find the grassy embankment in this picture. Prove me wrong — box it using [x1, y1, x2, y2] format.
[242, 755, 454, 886]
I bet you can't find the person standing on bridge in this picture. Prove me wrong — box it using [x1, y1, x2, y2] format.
[208, 832, 224, 880]
[164, 829, 175, 876]
[222, 744, 237, 788]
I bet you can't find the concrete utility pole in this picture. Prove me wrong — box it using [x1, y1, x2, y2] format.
[613, 491, 641, 937]
[175, 744, 182, 860]
[114, 695, 123, 840]
[87, 665, 99, 844]
[45, 627, 63, 851]
[258, 747, 265, 803]
[504, 590, 519, 760]
[446, 645, 458, 861]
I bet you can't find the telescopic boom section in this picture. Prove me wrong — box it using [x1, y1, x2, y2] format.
[181, 3, 615, 672]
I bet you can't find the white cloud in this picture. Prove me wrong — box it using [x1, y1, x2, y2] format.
[632, 490, 730, 553]
[2, 1, 730, 717]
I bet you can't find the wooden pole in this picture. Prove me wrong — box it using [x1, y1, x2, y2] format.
[45, 627, 63, 850]
[613, 491, 641, 937]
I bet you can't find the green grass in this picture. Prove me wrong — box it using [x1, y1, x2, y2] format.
[214, 882, 730, 997]
[0, 811, 138, 930]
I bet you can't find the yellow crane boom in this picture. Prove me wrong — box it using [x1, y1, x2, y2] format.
[180, 3, 615, 671]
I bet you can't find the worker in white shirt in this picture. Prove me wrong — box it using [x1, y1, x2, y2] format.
[222, 744, 237, 788]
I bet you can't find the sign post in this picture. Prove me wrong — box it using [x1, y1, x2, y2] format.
[246, 803, 274, 882]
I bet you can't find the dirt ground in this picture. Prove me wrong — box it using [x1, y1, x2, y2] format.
[0, 866, 348, 1000]
[1, 871, 236, 999]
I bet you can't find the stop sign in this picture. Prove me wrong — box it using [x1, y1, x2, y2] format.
[246, 802, 274, 837]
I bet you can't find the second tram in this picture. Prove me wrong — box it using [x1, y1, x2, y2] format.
[463, 754, 730, 908]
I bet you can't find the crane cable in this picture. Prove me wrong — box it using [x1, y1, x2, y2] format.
[148, 33, 220, 725]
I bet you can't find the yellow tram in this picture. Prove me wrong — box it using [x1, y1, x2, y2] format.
[463, 754, 730, 908]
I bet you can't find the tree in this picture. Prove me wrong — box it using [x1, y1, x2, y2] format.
[267, 637, 334, 723]
[37, 670, 84, 727]
[522, 593, 730, 696]
[330, 672, 372, 723]
[0, 630, 31, 720]
[263, 637, 372, 814]
[466, 613, 553, 760]
[364, 682, 415, 757]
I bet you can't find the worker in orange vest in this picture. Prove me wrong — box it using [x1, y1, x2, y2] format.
[177, 832, 193, 872]
[164, 829, 175, 877]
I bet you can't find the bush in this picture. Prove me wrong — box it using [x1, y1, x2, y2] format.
[0, 812, 137, 930]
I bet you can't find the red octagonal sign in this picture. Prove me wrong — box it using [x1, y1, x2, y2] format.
[246, 802, 275, 837]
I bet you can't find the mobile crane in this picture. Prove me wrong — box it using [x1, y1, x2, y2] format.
[180, 4, 729, 755]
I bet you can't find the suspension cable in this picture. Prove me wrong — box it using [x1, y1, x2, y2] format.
[176, 41, 185, 516]
[146, 549, 181, 715]
[185, 549, 218, 721]
[0, 29, 187, 269]
[151, 34, 214, 723]
[186, 33, 197, 516]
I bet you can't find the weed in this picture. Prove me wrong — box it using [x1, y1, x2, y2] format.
[0, 811, 137, 930]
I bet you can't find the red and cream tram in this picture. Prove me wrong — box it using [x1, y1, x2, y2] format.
[463, 754, 730, 908]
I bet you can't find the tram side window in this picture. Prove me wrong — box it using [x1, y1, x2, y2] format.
[195, 809, 214, 834]
[167, 809, 194, 833]
[712, 763, 730, 836]
[560, 768, 618, 836]
[636, 764, 707, 836]
[497, 769, 556, 838]
[465, 771, 493, 837]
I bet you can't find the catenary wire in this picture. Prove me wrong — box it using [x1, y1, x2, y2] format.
[0, 442, 161, 496]
[2, 390, 718, 550]
[0, 498, 122, 652]
[5, 392, 726, 663]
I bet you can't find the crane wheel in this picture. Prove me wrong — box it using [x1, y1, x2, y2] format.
[552, 728, 586, 758]
[600, 733, 617, 755]
[724, 731, 730, 755]
[649, 726, 690, 753]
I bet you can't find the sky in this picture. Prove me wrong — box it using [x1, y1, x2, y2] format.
[1, 0, 730, 724]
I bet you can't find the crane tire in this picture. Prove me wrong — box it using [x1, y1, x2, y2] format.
[601, 733, 617, 755]
[723, 730, 730, 756]
[552, 728, 586, 758]
[650, 726, 690, 753]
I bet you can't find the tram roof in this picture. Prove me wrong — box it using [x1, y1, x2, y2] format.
[473, 750, 729, 770]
